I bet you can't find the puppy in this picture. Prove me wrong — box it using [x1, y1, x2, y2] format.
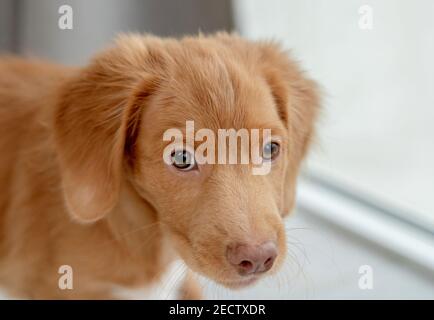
[0, 33, 319, 299]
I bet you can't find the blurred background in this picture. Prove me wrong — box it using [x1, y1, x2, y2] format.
[0, 0, 433, 299]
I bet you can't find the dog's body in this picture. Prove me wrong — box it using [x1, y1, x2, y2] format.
[0, 58, 184, 299]
[0, 34, 319, 299]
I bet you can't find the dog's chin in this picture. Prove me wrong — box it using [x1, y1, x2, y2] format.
[217, 275, 260, 289]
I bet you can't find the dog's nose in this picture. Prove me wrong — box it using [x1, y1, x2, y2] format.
[226, 241, 277, 276]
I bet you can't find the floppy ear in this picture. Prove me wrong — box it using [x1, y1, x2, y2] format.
[258, 43, 321, 159]
[258, 42, 321, 214]
[54, 37, 163, 222]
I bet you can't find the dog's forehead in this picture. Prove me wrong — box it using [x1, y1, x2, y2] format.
[153, 54, 282, 131]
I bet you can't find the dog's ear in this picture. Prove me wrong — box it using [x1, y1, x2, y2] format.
[258, 42, 321, 160]
[258, 42, 321, 214]
[54, 36, 164, 222]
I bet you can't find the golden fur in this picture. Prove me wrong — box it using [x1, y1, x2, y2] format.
[0, 33, 319, 299]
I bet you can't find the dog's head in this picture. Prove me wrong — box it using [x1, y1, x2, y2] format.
[54, 33, 320, 288]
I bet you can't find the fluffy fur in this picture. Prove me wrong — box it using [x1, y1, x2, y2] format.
[0, 33, 319, 299]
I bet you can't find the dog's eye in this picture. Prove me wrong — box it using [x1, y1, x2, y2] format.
[263, 142, 280, 161]
[171, 149, 197, 171]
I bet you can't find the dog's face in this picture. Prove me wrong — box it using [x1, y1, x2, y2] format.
[54, 34, 319, 288]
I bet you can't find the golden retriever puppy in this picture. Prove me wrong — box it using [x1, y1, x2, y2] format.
[0, 33, 319, 299]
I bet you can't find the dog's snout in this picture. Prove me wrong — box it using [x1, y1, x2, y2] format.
[226, 241, 277, 276]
